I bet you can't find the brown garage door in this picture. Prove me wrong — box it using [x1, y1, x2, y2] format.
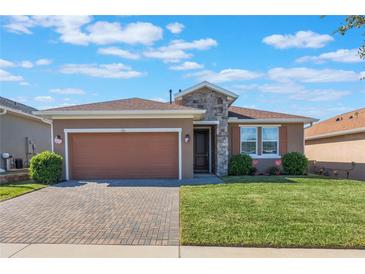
[69, 132, 179, 179]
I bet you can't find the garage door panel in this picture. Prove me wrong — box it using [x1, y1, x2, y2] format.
[69, 132, 178, 179]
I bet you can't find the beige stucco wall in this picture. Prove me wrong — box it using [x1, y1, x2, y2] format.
[52, 118, 194, 180]
[0, 112, 51, 169]
[305, 132, 365, 180]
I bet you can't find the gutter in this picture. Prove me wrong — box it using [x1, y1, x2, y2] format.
[0, 105, 52, 125]
[0, 108, 7, 115]
[34, 109, 206, 120]
[228, 117, 318, 124]
[305, 126, 365, 140]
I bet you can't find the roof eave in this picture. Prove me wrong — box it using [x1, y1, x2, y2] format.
[34, 109, 206, 120]
[0, 105, 52, 125]
[228, 117, 318, 124]
[305, 126, 365, 140]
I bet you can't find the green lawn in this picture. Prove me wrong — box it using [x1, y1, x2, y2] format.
[0, 181, 47, 201]
[180, 176, 365, 248]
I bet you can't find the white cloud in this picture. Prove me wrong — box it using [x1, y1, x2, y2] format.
[143, 48, 192, 63]
[268, 67, 361, 83]
[49, 88, 86, 95]
[0, 58, 16, 68]
[60, 63, 144, 79]
[188, 69, 262, 83]
[4, 16, 163, 46]
[19, 81, 30, 86]
[168, 38, 217, 50]
[97, 47, 140, 60]
[36, 59, 53, 65]
[34, 96, 54, 102]
[234, 82, 350, 102]
[262, 30, 334, 49]
[0, 69, 23, 82]
[166, 22, 184, 34]
[4, 15, 35, 34]
[296, 48, 362, 64]
[169, 61, 203, 71]
[143, 38, 217, 63]
[290, 88, 350, 102]
[20, 61, 33, 68]
[86, 21, 163, 45]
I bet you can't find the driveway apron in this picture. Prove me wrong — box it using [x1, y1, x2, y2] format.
[0, 181, 179, 246]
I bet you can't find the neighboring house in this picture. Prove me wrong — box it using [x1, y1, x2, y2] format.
[0, 97, 52, 170]
[35, 81, 316, 180]
[305, 108, 365, 180]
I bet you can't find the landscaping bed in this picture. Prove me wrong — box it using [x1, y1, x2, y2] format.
[180, 176, 365, 248]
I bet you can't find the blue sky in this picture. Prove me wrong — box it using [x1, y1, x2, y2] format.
[0, 15, 364, 119]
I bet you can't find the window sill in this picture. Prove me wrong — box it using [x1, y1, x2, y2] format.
[251, 155, 281, 159]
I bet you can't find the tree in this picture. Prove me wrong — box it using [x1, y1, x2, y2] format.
[335, 16, 365, 60]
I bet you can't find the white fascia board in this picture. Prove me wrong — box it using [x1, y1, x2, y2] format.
[34, 109, 205, 120]
[228, 117, 318, 124]
[175, 81, 239, 99]
[193, 120, 220, 125]
[1, 105, 52, 125]
[305, 126, 365, 140]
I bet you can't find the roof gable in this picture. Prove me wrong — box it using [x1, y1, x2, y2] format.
[174, 81, 239, 100]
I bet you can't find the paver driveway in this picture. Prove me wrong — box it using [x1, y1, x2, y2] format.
[0, 181, 179, 246]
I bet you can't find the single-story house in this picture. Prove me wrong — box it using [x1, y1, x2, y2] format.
[35, 81, 317, 180]
[0, 96, 52, 171]
[305, 107, 365, 180]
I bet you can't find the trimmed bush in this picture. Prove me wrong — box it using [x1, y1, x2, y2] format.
[29, 151, 63, 184]
[267, 166, 281, 176]
[228, 154, 253, 176]
[282, 152, 309, 175]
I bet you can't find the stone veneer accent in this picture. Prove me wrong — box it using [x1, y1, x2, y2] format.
[176, 87, 235, 176]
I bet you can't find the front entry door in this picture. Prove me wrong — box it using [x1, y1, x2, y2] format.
[194, 129, 209, 173]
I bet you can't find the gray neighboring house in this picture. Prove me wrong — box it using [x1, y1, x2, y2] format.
[0, 96, 52, 170]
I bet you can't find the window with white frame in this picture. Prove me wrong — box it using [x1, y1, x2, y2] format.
[240, 127, 257, 155]
[262, 127, 279, 155]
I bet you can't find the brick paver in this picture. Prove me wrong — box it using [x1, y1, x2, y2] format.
[0, 181, 179, 246]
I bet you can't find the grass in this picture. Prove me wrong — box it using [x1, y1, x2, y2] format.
[0, 181, 47, 201]
[180, 176, 365, 248]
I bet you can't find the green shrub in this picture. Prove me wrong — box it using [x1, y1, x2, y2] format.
[267, 166, 281, 176]
[228, 154, 253, 176]
[29, 151, 63, 184]
[282, 152, 309, 175]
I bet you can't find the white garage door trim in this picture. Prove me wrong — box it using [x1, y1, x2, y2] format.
[64, 128, 182, 180]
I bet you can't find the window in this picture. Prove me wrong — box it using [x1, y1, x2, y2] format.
[262, 127, 279, 155]
[240, 127, 257, 155]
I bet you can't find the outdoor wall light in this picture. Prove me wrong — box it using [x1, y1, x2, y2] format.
[184, 134, 191, 143]
[54, 135, 63, 144]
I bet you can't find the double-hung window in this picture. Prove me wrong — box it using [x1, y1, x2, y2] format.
[240, 127, 257, 155]
[262, 127, 279, 155]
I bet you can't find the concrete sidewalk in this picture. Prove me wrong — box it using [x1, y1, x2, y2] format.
[1, 243, 364, 258]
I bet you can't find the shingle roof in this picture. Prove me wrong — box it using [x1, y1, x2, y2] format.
[0, 96, 37, 114]
[228, 105, 313, 120]
[305, 107, 365, 138]
[43, 98, 199, 111]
